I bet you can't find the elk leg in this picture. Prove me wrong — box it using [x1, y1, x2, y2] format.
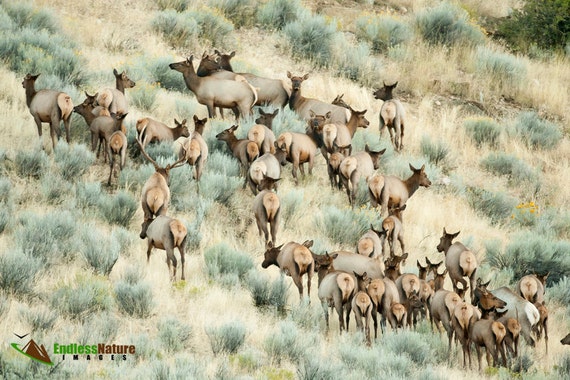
[50, 121, 58, 149]
[178, 242, 186, 281]
[146, 242, 153, 262]
[63, 117, 71, 143]
[321, 300, 330, 332]
[372, 308, 379, 339]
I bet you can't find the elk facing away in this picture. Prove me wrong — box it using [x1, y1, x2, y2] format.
[22, 73, 73, 149]
[373, 81, 406, 152]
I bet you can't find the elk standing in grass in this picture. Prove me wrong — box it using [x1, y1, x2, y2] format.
[22, 73, 73, 149]
[179, 116, 209, 181]
[430, 289, 464, 349]
[137, 133, 186, 222]
[368, 163, 431, 220]
[357, 224, 384, 258]
[170, 56, 257, 119]
[287, 72, 350, 124]
[437, 228, 478, 302]
[451, 301, 480, 369]
[107, 129, 127, 186]
[275, 131, 318, 185]
[247, 152, 283, 195]
[262, 240, 315, 301]
[140, 215, 187, 281]
[367, 278, 386, 339]
[253, 175, 280, 244]
[470, 318, 507, 370]
[373, 81, 406, 151]
[516, 273, 548, 304]
[380, 204, 406, 257]
[136, 117, 190, 148]
[351, 272, 373, 344]
[98, 68, 136, 115]
[216, 125, 259, 178]
[340, 145, 386, 206]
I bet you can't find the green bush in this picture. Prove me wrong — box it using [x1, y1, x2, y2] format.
[54, 142, 95, 182]
[14, 149, 49, 179]
[264, 321, 306, 365]
[51, 275, 113, 320]
[79, 225, 120, 276]
[204, 243, 254, 287]
[119, 163, 155, 192]
[130, 82, 159, 112]
[98, 190, 138, 226]
[156, 0, 189, 12]
[209, 0, 256, 28]
[331, 36, 382, 86]
[297, 356, 342, 380]
[189, 7, 234, 48]
[151, 9, 199, 49]
[557, 354, 570, 379]
[114, 267, 154, 318]
[466, 186, 517, 225]
[145, 56, 188, 92]
[280, 188, 304, 228]
[382, 330, 434, 365]
[15, 210, 77, 264]
[76, 181, 102, 209]
[497, 0, 570, 53]
[420, 135, 450, 169]
[355, 15, 412, 53]
[463, 117, 502, 148]
[1, 3, 59, 33]
[284, 13, 337, 66]
[20, 303, 57, 332]
[158, 317, 193, 353]
[415, 2, 485, 47]
[246, 270, 288, 312]
[315, 205, 371, 246]
[199, 171, 242, 206]
[486, 233, 570, 285]
[206, 320, 247, 355]
[475, 46, 527, 86]
[0, 250, 41, 297]
[205, 150, 241, 177]
[547, 276, 570, 305]
[256, 0, 306, 31]
[0, 178, 11, 203]
[512, 111, 563, 150]
[0, 292, 8, 320]
[79, 312, 118, 345]
[40, 173, 73, 205]
[480, 153, 537, 185]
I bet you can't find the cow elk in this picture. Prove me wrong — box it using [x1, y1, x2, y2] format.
[437, 228, 478, 302]
[357, 224, 383, 258]
[140, 215, 187, 281]
[262, 240, 315, 301]
[340, 145, 385, 206]
[22, 73, 73, 149]
[216, 125, 259, 177]
[179, 116, 209, 181]
[136, 117, 190, 148]
[253, 175, 281, 244]
[275, 131, 318, 185]
[373, 81, 406, 151]
[248, 152, 282, 195]
[98, 68, 136, 115]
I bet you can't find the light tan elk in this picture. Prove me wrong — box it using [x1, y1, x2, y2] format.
[287, 72, 350, 124]
[516, 273, 548, 304]
[436, 228, 478, 301]
[351, 271, 373, 345]
[373, 81, 406, 151]
[170, 56, 257, 119]
[22, 73, 73, 149]
[318, 267, 356, 334]
[357, 224, 384, 258]
[321, 107, 370, 155]
[380, 204, 406, 257]
[253, 175, 281, 244]
[275, 131, 318, 185]
[179, 116, 209, 181]
[137, 133, 186, 221]
[262, 240, 315, 301]
[331, 251, 385, 280]
[470, 318, 507, 370]
[140, 215, 187, 281]
[97, 68, 136, 115]
[107, 129, 127, 186]
[430, 289, 464, 349]
[247, 152, 283, 195]
[395, 273, 422, 328]
[339, 145, 386, 206]
[452, 302, 481, 369]
[368, 163, 431, 220]
[367, 278, 386, 339]
[247, 123, 276, 155]
[136, 117, 190, 148]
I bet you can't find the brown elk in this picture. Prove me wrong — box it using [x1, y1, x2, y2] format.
[383, 252, 408, 281]
[451, 302, 480, 369]
[339, 145, 386, 206]
[318, 268, 356, 334]
[73, 93, 105, 155]
[262, 240, 315, 301]
[275, 131, 318, 185]
[255, 108, 279, 130]
[498, 316, 521, 360]
[216, 125, 259, 177]
[367, 278, 386, 339]
[331, 251, 385, 280]
[380, 204, 406, 257]
[22, 73, 73, 149]
[179, 116, 209, 181]
[253, 175, 281, 244]
[136, 117, 190, 148]
[351, 271, 373, 344]
[430, 289, 463, 349]
[417, 258, 443, 282]
[380, 278, 402, 332]
[98, 68, 136, 115]
[170, 56, 257, 119]
[322, 107, 370, 156]
[247, 123, 276, 155]
[395, 273, 423, 328]
[470, 319, 507, 370]
[107, 130, 127, 186]
[327, 143, 351, 190]
[533, 301, 548, 353]
[373, 81, 406, 151]
[136, 133, 186, 222]
[140, 215, 187, 281]
[437, 228, 478, 302]
[368, 163, 431, 220]
[561, 333, 570, 345]
[286, 72, 350, 124]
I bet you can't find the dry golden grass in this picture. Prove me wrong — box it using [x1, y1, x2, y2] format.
[1, 0, 569, 378]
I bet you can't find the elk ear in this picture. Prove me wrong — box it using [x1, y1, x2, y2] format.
[309, 110, 316, 118]
[401, 252, 409, 259]
[303, 73, 309, 80]
[331, 253, 338, 259]
[392, 81, 398, 88]
[409, 163, 417, 172]
[421, 164, 426, 172]
[365, 144, 370, 152]
[273, 109, 279, 116]
[287, 71, 292, 78]
[303, 240, 314, 248]
[325, 111, 332, 119]
[230, 125, 239, 132]
[193, 115, 199, 122]
[113, 68, 119, 76]
[181, 119, 187, 125]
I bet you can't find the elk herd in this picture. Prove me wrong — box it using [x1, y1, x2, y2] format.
[21, 49, 563, 371]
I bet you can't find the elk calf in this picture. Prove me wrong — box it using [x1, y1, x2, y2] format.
[470, 319, 507, 370]
[140, 215, 187, 281]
